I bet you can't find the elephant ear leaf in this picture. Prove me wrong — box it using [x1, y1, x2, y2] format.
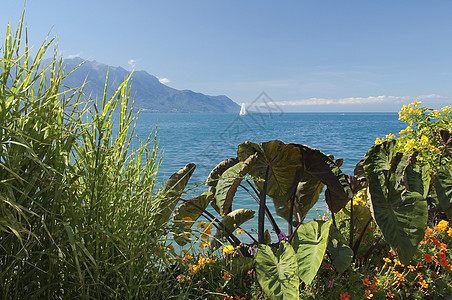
[292, 219, 332, 284]
[364, 141, 427, 264]
[434, 165, 452, 219]
[292, 173, 324, 220]
[212, 208, 255, 248]
[153, 163, 196, 226]
[327, 226, 353, 274]
[214, 153, 258, 216]
[255, 242, 299, 300]
[237, 140, 303, 200]
[297, 145, 352, 213]
[438, 128, 452, 157]
[206, 157, 239, 190]
[172, 192, 213, 246]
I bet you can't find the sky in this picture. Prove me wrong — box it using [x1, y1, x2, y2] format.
[2, 1, 452, 112]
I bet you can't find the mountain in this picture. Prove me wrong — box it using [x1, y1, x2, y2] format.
[61, 57, 240, 113]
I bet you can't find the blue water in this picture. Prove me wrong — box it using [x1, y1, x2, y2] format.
[134, 112, 405, 236]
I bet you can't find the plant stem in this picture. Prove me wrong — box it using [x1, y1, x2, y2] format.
[258, 166, 270, 244]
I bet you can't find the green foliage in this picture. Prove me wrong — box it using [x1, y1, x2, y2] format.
[292, 220, 332, 284]
[364, 140, 428, 264]
[327, 225, 353, 274]
[255, 242, 299, 299]
[0, 14, 171, 299]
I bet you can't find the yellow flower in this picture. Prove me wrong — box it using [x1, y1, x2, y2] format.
[383, 257, 392, 263]
[198, 256, 207, 268]
[189, 264, 200, 275]
[420, 135, 429, 146]
[200, 240, 210, 249]
[412, 100, 422, 106]
[431, 110, 441, 118]
[447, 227, 452, 237]
[182, 216, 193, 228]
[200, 223, 213, 239]
[442, 106, 451, 113]
[399, 126, 412, 134]
[387, 291, 395, 298]
[385, 133, 396, 140]
[365, 289, 373, 299]
[197, 222, 206, 228]
[222, 271, 232, 281]
[375, 137, 385, 145]
[235, 228, 245, 235]
[223, 245, 235, 254]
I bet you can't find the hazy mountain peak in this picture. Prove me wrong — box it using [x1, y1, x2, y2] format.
[61, 58, 239, 113]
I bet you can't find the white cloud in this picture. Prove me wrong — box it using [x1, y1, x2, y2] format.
[158, 77, 171, 84]
[268, 95, 410, 107]
[128, 59, 137, 70]
[65, 52, 83, 59]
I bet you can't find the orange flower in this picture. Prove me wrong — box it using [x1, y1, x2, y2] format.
[431, 271, 438, 278]
[426, 227, 434, 235]
[438, 242, 448, 251]
[235, 297, 245, 300]
[373, 276, 380, 284]
[365, 289, 373, 299]
[362, 278, 371, 286]
[434, 220, 449, 231]
[419, 278, 429, 289]
[371, 283, 378, 292]
[222, 271, 231, 281]
[439, 258, 449, 266]
[340, 292, 351, 300]
[223, 296, 233, 300]
[200, 240, 210, 249]
[383, 257, 391, 263]
[408, 265, 416, 272]
[387, 291, 395, 298]
[423, 253, 433, 263]
[393, 259, 404, 267]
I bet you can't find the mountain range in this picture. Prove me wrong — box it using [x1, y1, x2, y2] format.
[61, 57, 240, 113]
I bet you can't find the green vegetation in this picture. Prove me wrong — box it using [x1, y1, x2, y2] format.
[2, 12, 452, 300]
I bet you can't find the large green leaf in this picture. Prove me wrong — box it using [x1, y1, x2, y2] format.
[367, 172, 427, 264]
[214, 153, 258, 216]
[206, 157, 239, 189]
[296, 145, 352, 213]
[434, 165, 452, 219]
[292, 219, 331, 284]
[294, 173, 324, 219]
[153, 163, 196, 226]
[364, 139, 402, 174]
[255, 242, 299, 300]
[212, 208, 255, 248]
[327, 226, 353, 274]
[237, 140, 303, 200]
[172, 192, 213, 246]
[364, 140, 428, 264]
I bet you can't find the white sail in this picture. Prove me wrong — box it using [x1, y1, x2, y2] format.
[239, 103, 248, 116]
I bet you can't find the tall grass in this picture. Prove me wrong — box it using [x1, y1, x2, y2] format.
[0, 13, 173, 299]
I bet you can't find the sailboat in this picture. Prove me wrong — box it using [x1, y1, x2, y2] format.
[239, 103, 248, 116]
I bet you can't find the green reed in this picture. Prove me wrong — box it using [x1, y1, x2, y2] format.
[0, 12, 175, 299]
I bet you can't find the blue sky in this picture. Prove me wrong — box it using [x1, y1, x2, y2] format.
[2, 1, 452, 112]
